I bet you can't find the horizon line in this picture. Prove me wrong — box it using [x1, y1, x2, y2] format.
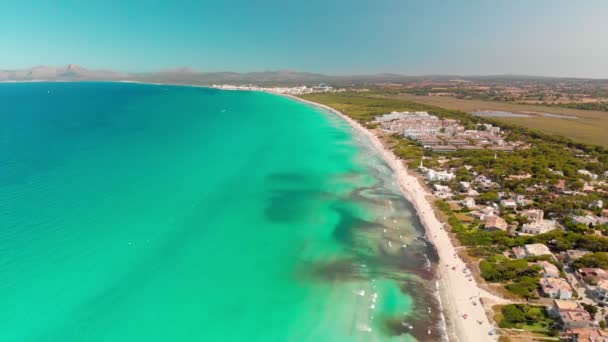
[2, 64, 608, 81]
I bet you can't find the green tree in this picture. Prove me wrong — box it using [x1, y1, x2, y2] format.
[478, 191, 499, 203]
[582, 303, 598, 317]
[574, 252, 608, 269]
[502, 305, 526, 323]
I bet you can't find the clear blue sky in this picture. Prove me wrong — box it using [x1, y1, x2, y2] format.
[2, 0, 607, 77]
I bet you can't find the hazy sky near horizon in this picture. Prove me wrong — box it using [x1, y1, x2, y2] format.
[2, 0, 607, 77]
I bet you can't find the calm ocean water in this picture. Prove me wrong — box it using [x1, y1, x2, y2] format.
[0, 82, 440, 341]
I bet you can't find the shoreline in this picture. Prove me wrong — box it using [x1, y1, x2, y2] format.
[2, 80, 506, 340]
[284, 93, 508, 342]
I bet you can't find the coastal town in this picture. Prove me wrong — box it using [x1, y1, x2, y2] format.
[378, 109, 608, 341]
[212, 84, 352, 95]
[300, 92, 608, 342]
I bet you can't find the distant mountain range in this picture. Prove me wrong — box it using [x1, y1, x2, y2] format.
[0, 64, 388, 86]
[0, 65, 129, 82]
[0, 65, 605, 86]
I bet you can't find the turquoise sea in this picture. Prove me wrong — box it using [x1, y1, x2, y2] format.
[0, 82, 441, 341]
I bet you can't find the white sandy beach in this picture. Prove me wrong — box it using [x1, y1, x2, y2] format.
[288, 94, 509, 342]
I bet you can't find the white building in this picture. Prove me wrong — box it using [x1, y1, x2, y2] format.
[516, 194, 533, 207]
[538, 261, 560, 278]
[467, 188, 480, 197]
[523, 209, 544, 222]
[540, 277, 573, 300]
[521, 209, 558, 235]
[481, 123, 501, 134]
[572, 215, 608, 226]
[424, 169, 456, 182]
[590, 200, 604, 209]
[501, 199, 517, 210]
[525, 243, 553, 257]
[433, 184, 453, 199]
[521, 220, 557, 235]
[374, 111, 432, 122]
[578, 169, 598, 180]
[461, 197, 477, 209]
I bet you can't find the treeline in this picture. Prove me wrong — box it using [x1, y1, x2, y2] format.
[547, 102, 608, 112]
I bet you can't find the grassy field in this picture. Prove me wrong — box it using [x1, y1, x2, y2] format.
[300, 93, 482, 128]
[497, 116, 608, 147]
[300, 93, 440, 123]
[380, 93, 608, 147]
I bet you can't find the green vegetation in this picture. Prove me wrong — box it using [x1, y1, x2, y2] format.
[498, 304, 558, 335]
[548, 102, 608, 112]
[477, 191, 499, 203]
[480, 255, 541, 298]
[497, 116, 608, 148]
[574, 252, 608, 269]
[582, 303, 598, 317]
[506, 277, 541, 299]
[383, 134, 424, 161]
[480, 255, 538, 282]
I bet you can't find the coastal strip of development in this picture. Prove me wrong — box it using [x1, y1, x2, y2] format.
[294, 91, 608, 342]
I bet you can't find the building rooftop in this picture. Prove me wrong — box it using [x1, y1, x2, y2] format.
[539, 260, 560, 276]
[573, 215, 608, 226]
[525, 243, 552, 256]
[579, 268, 608, 279]
[540, 277, 572, 293]
[429, 145, 458, 152]
[521, 219, 557, 235]
[553, 299, 581, 311]
[597, 279, 608, 290]
[522, 209, 544, 222]
[512, 246, 527, 258]
[458, 145, 484, 150]
[564, 328, 608, 342]
[484, 215, 508, 231]
[560, 308, 593, 324]
[567, 250, 591, 261]
[415, 135, 442, 144]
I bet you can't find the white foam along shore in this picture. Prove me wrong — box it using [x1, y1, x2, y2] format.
[282, 94, 509, 342]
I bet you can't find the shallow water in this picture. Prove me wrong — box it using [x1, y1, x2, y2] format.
[0, 82, 441, 341]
